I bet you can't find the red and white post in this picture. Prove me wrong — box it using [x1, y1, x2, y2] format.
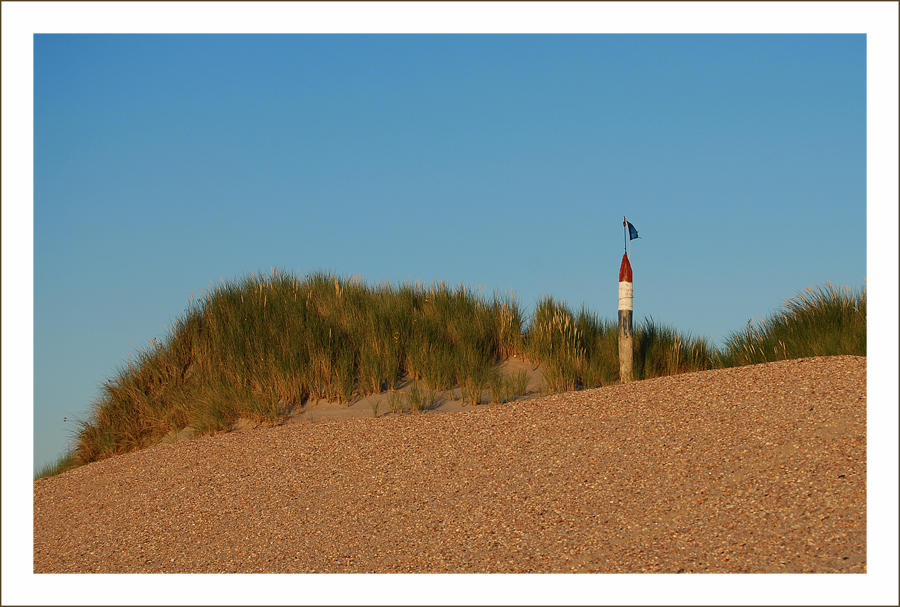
[618, 252, 634, 383]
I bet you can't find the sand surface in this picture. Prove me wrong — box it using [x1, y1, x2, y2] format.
[287, 356, 545, 421]
[156, 357, 546, 440]
[34, 356, 865, 573]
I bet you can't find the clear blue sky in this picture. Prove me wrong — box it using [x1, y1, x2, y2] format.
[4, 2, 899, 604]
[31, 33, 868, 470]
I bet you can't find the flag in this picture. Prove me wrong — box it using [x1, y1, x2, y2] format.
[624, 219, 639, 240]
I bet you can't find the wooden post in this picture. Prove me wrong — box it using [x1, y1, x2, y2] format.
[618, 252, 633, 383]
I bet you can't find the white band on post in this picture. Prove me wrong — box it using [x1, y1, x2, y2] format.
[618, 281, 633, 311]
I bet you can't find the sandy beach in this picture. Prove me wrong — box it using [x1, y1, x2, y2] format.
[34, 355, 865, 573]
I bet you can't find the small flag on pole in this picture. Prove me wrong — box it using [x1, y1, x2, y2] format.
[623, 216, 640, 254]
[624, 218, 639, 241]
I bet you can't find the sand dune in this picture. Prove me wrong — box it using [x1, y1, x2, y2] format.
[34, 356, 865, 573]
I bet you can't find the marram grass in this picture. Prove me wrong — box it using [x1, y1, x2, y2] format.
[720, 282, 866, 367]
[73, 270, 523, 464]
[58, 271, 864, 474]
[34, 450, 79, 481]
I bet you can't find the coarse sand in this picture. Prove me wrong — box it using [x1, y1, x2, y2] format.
[34, 356, 865, 574]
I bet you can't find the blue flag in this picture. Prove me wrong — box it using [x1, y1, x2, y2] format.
[625, 219, 639, 240]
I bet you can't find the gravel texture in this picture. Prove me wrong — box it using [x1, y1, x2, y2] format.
[34, 356, 866, 573]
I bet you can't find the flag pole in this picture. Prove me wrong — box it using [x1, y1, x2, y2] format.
[618, 248, 634, 383]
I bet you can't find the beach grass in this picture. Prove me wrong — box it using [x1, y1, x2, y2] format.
[511, 368, 530, 397]
[388, 391, 405, 415]
[56, 271, 864, 475]
[72, 270, 521, 464]
[34, 450, 80, 481]
[719, 282, 867, 367]
[632, 317, 719, 380]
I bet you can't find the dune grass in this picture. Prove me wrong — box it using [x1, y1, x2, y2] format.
[719, 282, 867, 367]
[524, 298, 718, 391]
[34, 450, 80, 480]
[71, 270, 523, 465]
[51, 271, 864, 476]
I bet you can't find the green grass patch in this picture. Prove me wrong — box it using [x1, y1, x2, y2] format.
[34, 450, 79, 480]
[719, 282, 866, 367]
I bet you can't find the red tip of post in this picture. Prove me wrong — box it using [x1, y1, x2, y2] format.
[619, 253, 633, 283]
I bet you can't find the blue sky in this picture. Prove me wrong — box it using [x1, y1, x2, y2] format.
[4, 3, 899, 603]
